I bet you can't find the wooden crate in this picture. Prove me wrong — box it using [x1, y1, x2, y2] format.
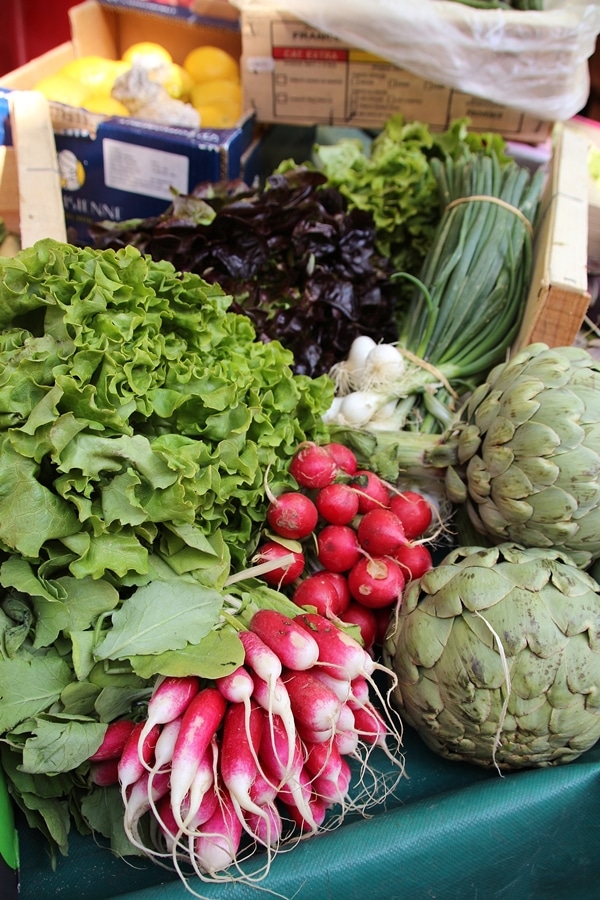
[0, 90, 67, 250]
[513, 123, 590, 351]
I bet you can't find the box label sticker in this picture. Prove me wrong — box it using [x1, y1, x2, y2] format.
[102, 138, 190, 200]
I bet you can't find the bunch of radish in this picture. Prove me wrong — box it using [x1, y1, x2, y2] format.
[254, 440, 435, 651]
[87, 606, 404, 892]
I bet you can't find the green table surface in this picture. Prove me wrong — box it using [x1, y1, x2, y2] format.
[15, 722, 600, 900]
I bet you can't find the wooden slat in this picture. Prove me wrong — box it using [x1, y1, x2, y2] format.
[513, 124, 590, 350]
[8, 90, 67, 247]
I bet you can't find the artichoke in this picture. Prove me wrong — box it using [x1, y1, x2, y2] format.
[384, 543, 600, 770]
[445, 343, 600, 567]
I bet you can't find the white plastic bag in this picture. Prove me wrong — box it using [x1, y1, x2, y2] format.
[232, 0, 600, 120]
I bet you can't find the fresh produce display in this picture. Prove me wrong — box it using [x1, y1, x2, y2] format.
[34, 42, 242, 128]
[384, 543, 600, 770]
[2, 97, 599, 898]
[325, 148, 545, 434]
[88, 167, 399, 378]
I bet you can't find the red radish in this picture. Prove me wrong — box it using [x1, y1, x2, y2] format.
[138, 675, 198, 766]
[118, 721, 161, 798]
[215, 665, 254, 704]
[352, 702, 390, 751]
[251, 672, 297, 774]
[281, 669, 342, 734]
[317, 524, 361, 573]
[373, 606, 393, 646]
[393, 541, 433, 581]
[295, 722, 335, 745]
[239, 630, 282, 685]
[258, 711, 317, 829]
[336, 703, 355, 735]
[245, 801, 282, 847]
[356, 508, 407, 556]
[149, 716, 182, 778]
[291, 571, 349, 618]
[351, 470, 391, 512]
[334, 729, 360, 756]
[249, 608, 320, 671]
[220, 700, 267, 828]
[169, 687, 227, 826]
[323, 442, 358, 475]
[282, 792, 328, 833]
[294, 612, 370, 681]
[249, 771, 278, 806]
[276, 765, 313, 816]
[266, 491, 319, 540]
[327, 571, 351, 613]
[340, 602, 378, 651]
[389, 490, 433, 540]
[289, 442, 338, 489]
[253, 541, 305, 586]
[124, 768, 171, 846]
[311, 668, 351, 704]
[348, 675, 370, 710]
[312, 757, 352, 806]
[185, 739, 218, 829]
[193, 790, 243, 874]
[89, 719, 136, 762]
[304, 740, 344, 780]
[347, 556, 405, 609]
[186, 769, 221, 831]
[89, 758, 120, 786]
[315, 482, 360, 526]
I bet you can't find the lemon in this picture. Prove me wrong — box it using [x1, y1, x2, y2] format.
[122, 41, 173, 70]
[183, 46, 239, 85]
[190, 78, 242, 109]
[150, 62, 195, 102]
[34, 73, 92, 108]
[194, 99, 242, 129]
[82, 96, 130, 116]
[60, 56, 130, 95]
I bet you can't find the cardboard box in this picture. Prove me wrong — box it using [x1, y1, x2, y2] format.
[0, 1, 256, 245]
[0, 91, 67, 248]
[513, 123, 590, 351]
[97, 0, 240, 30]
[239, 9, 553, 143]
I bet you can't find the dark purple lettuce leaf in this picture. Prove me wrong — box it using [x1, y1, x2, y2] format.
[88, 167, 398, 377]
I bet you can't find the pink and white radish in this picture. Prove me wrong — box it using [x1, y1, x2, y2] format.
[89, 719, 136, 762]
[248, 609, 320, 672]
[168, 687, 227, 830]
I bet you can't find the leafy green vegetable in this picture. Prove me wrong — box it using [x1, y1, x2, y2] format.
[0, 237, 333, 854]
[314, 116, 511, 303]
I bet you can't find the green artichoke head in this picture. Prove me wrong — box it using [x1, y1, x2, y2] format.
[383, 542, 600, 770]
[445, 343, 600, 567]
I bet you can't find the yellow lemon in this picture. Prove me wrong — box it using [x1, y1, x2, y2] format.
[34, 73, 92, 108]
[190, 78, 242, 109]
[82, 95, 131, 116]
[60, 56, 130, 95]
[194, 99, 242, 129]
[183, 46, 239, 85]
[150, 62, 195, 102]
[122, 41, 173, 70]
